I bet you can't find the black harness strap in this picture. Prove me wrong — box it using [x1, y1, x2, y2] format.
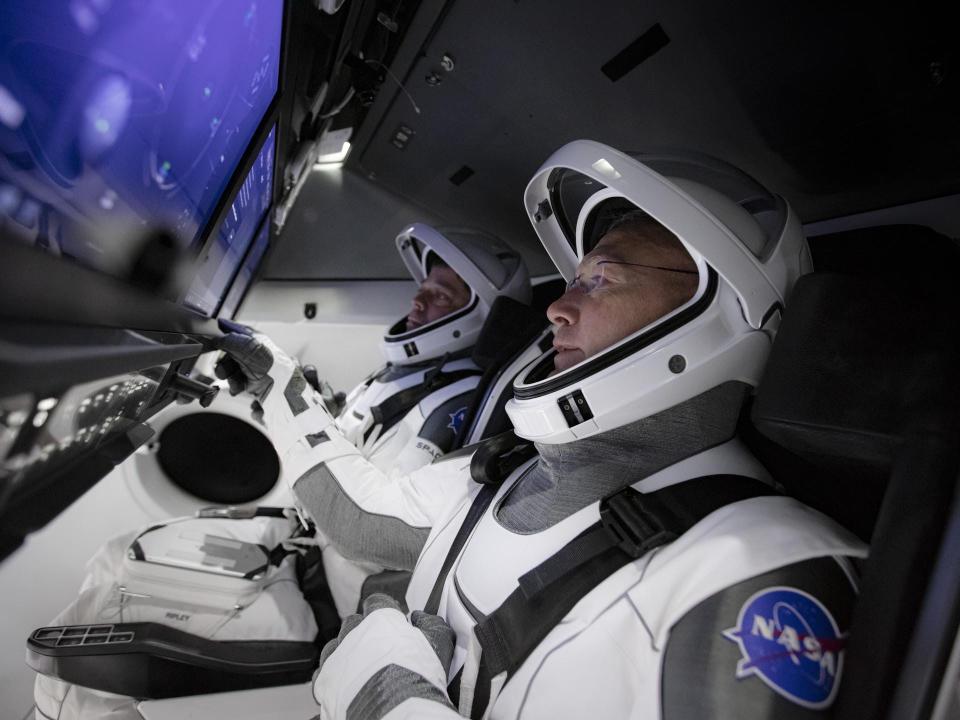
[423, 432, 537, 615]
[367, 368, 481, 440]
[462, 474, 777, 718]
[424, 485, 498, 616]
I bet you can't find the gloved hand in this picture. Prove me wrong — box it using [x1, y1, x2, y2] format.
[303, 365, 347, 417]
[313, 593, 457, 720]
[212, 320, 278, 402]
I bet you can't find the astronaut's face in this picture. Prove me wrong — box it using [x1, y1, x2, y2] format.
[546, 222, 699, 374]
[406, 264, 471, 330]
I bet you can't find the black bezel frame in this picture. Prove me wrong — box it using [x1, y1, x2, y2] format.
[216, 211, 275, 320]
[179, 119, 279, 318]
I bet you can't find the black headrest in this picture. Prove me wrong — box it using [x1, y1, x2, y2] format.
[758, 224, 960, 474]
[472, 296, 546, 370]
[750, 267, 960, 538]
[808, 223, 960, 286]
[755, 272, 958, 469]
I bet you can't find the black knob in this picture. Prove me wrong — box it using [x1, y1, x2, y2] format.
[169, 373, 220, 407]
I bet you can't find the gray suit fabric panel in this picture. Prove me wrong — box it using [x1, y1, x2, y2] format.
[661, 556, 858, 719]
[347, 664, 454, 720]
[294, 464, 429, 570]
[284, 371, 309, 416]
[418, 390, 476, 453]
[496, 381, 750, 533]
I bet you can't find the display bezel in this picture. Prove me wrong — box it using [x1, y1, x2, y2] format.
[216, 212, 274, 319]
[180, 120, 278, 318]
[179, 0, 290, 317]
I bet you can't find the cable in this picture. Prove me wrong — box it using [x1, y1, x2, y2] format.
[365, 59, 421, 115]
[319, 86, 356, 120]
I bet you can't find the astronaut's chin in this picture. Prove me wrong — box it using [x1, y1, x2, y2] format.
[550, 348, 585, 375]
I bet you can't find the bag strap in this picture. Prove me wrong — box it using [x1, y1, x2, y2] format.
[129, 509, 311, 582]
[463, 474, 777, 718]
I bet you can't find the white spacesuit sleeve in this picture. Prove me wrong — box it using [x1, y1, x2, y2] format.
[225, 332, 475, 575]
[288, 431, 475, 572]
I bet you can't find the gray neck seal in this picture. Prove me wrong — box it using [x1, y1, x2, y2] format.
[496, 382, 750, 534]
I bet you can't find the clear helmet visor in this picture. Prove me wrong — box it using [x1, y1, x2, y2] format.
[546, 152, 787, 271]
[382, 223, 531, 364]
[508, 140, 810, 443]
[519, 189, 716, 389]
[518, 145, 800, 393]
[395, 224, 529, 309]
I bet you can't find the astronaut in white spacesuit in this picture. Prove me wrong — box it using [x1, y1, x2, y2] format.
[302, 223, 533, 615]
[31, 223, 533, 720]
[311, 223, 531, 476]
[33, 143, 867, 720]
[307, 142, 868, 719]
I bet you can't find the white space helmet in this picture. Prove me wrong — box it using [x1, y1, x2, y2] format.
[505, 140, 812, 444]
[382, 223, 531, 364]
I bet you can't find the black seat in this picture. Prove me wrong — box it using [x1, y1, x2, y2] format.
[747, 224, 960, 719]
[455, 295, 549, 445]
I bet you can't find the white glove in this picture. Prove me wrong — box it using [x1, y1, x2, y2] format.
[212, 321, 335, 460]
[313, 594, 457, 720]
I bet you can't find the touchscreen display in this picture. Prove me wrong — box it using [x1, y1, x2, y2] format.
[182, 125, 275, 316]
[0, 0, 283, 275]
[219, 215, 271, 319]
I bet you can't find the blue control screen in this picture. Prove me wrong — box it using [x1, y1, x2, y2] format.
[0, 0, 283, 274]
[183, 125, 274, 317]
[219, 216, 270, 319]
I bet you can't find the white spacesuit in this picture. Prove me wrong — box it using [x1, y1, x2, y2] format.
[311, 142, 868, 720]
[34, 145, 868, 720]
[321, 223, 532, 477]
[304, 224, 532, 615]
[32, 224, 532, 720]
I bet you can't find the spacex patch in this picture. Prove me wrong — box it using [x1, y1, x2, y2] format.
[722, 586, 845, 709]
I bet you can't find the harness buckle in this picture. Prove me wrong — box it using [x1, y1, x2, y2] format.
[599, 487, 680, 558]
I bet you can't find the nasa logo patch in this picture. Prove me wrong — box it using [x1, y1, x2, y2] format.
[722, 586, 845, 709]
[447, 406, 467, 435]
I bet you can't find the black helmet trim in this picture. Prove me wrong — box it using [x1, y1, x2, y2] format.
[513, 268, 719, 400]
[383, 295, 480, 343]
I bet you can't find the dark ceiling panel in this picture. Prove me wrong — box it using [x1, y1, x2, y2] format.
[350, 0, 959, 244]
